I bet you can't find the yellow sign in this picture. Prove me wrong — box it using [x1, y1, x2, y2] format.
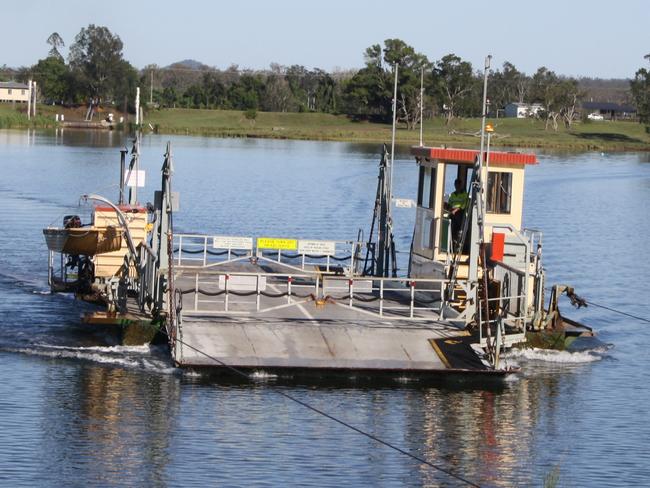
[257, 237, 298, 250]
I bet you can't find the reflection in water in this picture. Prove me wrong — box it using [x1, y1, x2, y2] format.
[40, 364, 180, 486]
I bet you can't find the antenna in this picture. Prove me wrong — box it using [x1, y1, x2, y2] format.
[389, 63, 398, 204]
[478, 55, 492, 216]
[419, 67, 424, 146]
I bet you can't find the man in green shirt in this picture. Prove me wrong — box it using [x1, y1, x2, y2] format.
[446, 179, 469, 250]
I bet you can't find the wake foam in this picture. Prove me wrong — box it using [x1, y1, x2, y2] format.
[4, 344, 177, 374]
[504, 347, 606, 364]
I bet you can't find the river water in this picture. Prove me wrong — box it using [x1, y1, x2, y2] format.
[0, 129, 648, 487]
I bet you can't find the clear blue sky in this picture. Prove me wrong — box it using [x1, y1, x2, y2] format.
[3, 0, 648, 78]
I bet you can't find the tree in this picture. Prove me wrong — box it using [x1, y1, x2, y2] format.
[343, 39, 429, 127]
[630, 55, 650, 126]
[557, 78, 583, 128]
[261, 65, 293, 112]
[31, 56, 69, 102]
[68, 24, 135, 103]
[531, 67, 563, 130]
[490, 62, 529, 111]
[342, 44, 391, 119]
[431, 54, 475, 124]
[46, 32, 65, 61]
[382, 39, 431, 129]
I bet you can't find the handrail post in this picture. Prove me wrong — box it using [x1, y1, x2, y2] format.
[194, 273, 199, 311]
[379, 279, 384, 317]
[256, 274, 261, 312]
[349, 279, 354, 307]
[287, 276, 292, 304]
[203, 236, 208, 267]
[224, 274, 229, 311]
[177, 235, 183, 266]
[410, 281, 415, 318]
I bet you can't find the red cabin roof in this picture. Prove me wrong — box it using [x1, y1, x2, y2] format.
[410, 146, 538, 165]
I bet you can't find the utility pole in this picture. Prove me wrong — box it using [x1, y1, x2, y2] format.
[150, 70, 153, 105]
[135, 87, 140, 126]
[32, 81, 37, 117]
[27, 79, 32, 120]
[419, 67, 424, 147]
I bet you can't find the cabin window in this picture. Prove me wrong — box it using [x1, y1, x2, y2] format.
[417, 166, 435, 209]
[7, 89, 12, 95]
[487, 171, 512, 214]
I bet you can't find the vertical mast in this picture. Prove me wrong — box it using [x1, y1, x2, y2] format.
[389, 63, 398, 204]
[477, 55, 492, 215]
[419, 67, 424, 147]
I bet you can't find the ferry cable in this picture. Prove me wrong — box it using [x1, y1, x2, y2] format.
[165, 332, 483, 488]
[544, 287, 650, 324]
[583, 301, 650, 324]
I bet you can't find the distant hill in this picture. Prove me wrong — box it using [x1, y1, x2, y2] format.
[165, 59, 211, 71]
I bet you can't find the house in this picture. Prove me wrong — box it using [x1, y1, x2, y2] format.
[0, 81, 31, 103]
[582, 101, 636, 120]
[504, 102, 543, 118]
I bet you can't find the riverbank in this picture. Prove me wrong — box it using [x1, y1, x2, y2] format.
[143, 108, 650, 151]
[3, 104, 649, 151]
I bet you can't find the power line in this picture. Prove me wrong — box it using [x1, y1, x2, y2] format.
[168, 334, 482, 488]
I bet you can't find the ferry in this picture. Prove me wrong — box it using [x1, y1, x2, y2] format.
[42, 61, 595, 378]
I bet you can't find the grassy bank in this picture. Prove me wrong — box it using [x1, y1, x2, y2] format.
[145, 108, 650, 151]
[0, 104, 59, 129]
[2, 103, 649, 151]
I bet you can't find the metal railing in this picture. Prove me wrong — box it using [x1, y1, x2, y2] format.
[173, 233, 367, 275]
[177, 269, 450, 321]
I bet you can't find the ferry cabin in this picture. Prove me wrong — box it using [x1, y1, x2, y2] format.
[408, 146, 539, 320]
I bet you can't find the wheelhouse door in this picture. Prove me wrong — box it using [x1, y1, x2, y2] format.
[412, 163, 436, 259]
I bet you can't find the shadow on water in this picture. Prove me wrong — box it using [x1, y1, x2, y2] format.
[573, 132, 644, 144]
[181, 367, 513, 392]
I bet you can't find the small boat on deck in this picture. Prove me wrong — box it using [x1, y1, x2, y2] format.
[43, 225, 122, 256]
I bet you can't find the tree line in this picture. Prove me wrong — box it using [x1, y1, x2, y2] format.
[1, 25, 648, 131]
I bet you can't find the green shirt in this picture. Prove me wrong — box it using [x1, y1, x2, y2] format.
[448, 191, 469, 210]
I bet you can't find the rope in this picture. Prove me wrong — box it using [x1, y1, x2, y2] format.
[544, 286, 650, 324]
[180, 288, 315, 300]
[261, 251, 352, 261]
[166, 333, 482, 488]
[174, 248, 249, 257]
[585, 300, 650, 324]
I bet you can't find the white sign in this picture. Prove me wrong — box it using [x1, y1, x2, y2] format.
[298, 239, 337, 255]
[124, 170, 146, 188]
[218, 275, 266, 291]
[212, 236, 254, 250]
[393, 198, 416, 208]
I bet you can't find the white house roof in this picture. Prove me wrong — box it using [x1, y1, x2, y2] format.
[0, 81, 30, 89]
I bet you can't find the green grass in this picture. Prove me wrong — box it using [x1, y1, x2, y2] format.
[0, 104, 58, 129]
[2, 103, 649, 151]
[145, 108, 650, 151]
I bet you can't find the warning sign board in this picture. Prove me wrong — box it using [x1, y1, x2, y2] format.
[298, 240, 337, 255]
[212, 236, 253, 250]
[257, 237, 298, 250]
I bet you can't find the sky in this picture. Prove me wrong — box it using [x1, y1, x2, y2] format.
[2, 0, 649, 78]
